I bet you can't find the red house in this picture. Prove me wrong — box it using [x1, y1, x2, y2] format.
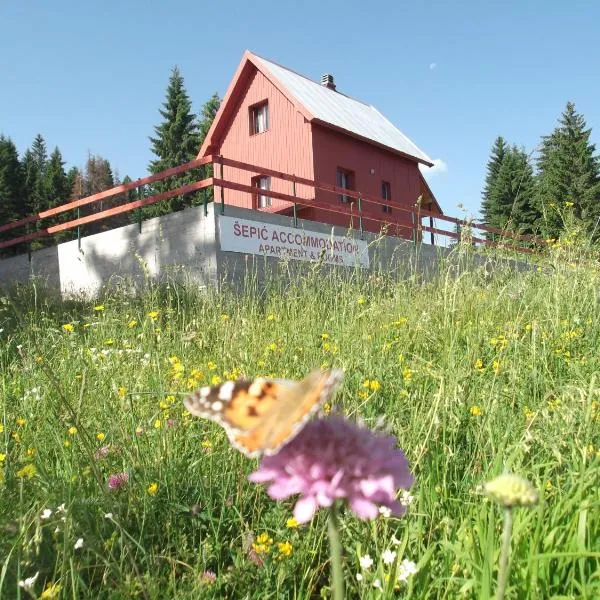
[199, 50, 442, 237]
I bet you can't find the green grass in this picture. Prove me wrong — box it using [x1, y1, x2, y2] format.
[0, 247, 599, 599]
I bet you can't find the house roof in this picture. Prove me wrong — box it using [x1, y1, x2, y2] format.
[198, 50, 434, 167]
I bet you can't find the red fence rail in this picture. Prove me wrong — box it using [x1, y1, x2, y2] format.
[0, 154, 544, 254]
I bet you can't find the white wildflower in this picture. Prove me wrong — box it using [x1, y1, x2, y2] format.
[400, 490, 414, 506]
[359, 554, 374, 570]
[398, 559, 418, 582]
[382, 549, 397, 565]
[391, 534, 401, 546]
[74, 537, 84, 550]
[378, 505, 392, 518]
[104, 512, 113, 519]
[40, 508, 53, 520]
[356, 573, 363, 582]
[18, 572, 39, 589]
[372, 578, 382, 589]
[56, 503, 67, 514]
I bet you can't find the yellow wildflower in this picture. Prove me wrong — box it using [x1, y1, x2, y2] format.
[207, 361, 217, 371]
[220, 314, 229, 321]
[26, 447, 36, 457]
[286, 517, 298, 528]
[96, 432, 105, 442]
[492, 360, 500, 375]
[211, 375, 222, 386]
[277, 541, 293, 557]
[470, 406, 482, 417]
[16, 463, 37, 479]
[267, 313, 276, 321]
[16, 418, 26, 427]
[12, 432, 20, 442]
[154, 419, 162, 430]
[474, 359, 485, 372]
[93, 305, 105, 312]
[402, 366, 412, 382]
[322, 402, 331, 416]
[147, 310, 159, 321]
[68, 427, 77, 435]
[201, 439, 213, 451]
[127, 319, 137, 328]
[0, 424, 3, 433]
[40, 583, 62, 599]
[63, 440, 71, 448]
[321, 332, 330, 340]
[357, 295, 366, 305]
[0, 453, 6, 462]
[117, 387, 127, 399]
[62, 323, 74, 333]
[147, 482, 159, 496]
[252, 533, 273, 555]
[103, 338, 114, 346]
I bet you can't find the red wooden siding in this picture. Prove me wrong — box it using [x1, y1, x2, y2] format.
[310, 124, 435, 235]
[215, 68, 314, 212]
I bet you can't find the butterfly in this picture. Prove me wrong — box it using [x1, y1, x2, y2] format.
[183, 368, 343, 457]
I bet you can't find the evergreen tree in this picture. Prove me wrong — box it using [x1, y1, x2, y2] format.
[487, 146, 539, 235]
[481, 136, 508, 224]
[146, 66, 200, 218]
[0, 136, 24, 224]
[536, 102, 600, 239]
[43, 147, 70, 240]
[28, 134, 49, 218]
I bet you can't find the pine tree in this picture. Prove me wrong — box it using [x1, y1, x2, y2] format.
[536, 102, 600, 239]
[43, 147, 71, 240]
[487, 146, 539, 235]
[0, 135, 24, 224]
[481, 136, 508, 225]
[146, 66, 200, 218]
[28, 134, 49, 218]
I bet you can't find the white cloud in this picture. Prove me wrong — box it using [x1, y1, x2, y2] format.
[429, 62, 437, 70]
[419, 158, 447, 178]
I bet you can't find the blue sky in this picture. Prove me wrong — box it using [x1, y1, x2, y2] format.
[1, 0, 599, 219]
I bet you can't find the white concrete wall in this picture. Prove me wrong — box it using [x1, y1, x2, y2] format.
[0, 203, 528, 298]
[0, 204, 218, 298]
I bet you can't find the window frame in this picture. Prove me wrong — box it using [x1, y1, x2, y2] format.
[252, 175, 272, 208]
[381, 181, 392, 213]
[336, 168, 354, 203]
[249, 101, 269, 135]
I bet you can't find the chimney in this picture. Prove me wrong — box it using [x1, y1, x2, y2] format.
[321, 73, 336, 91]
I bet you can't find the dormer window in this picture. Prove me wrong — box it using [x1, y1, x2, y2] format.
[250, 101, 269, 134]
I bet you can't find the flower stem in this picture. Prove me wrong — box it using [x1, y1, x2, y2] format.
[495, 508, 513, 600]
[327, 503, 345, 600]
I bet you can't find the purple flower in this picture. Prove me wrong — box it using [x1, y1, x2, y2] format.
[201, 570, 217, 583]
[248, 416, 414, 523]
[107, 472, 129, 490]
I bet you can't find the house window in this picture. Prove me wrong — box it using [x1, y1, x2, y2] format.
[336, 168, 354, 203]
[252, 175, 271, 208]
[250, 101, 269, 134]
[382, 181, 392, 213]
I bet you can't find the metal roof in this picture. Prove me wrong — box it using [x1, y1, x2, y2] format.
[252, 53, 433, 165]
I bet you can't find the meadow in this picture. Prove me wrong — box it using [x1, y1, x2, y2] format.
[0, 245, 599, 599]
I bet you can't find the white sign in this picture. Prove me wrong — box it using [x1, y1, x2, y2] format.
[219, 216, 370, 268]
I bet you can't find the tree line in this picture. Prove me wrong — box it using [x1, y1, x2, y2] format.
[0, 67, 220, 254]
[481, 102, 600, 242]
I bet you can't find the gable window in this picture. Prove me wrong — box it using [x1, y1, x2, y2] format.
[252, 175, 272, 208]
[250, 101, 269, 134]
[336, 168, 354, 203]
[382, 181, 392, 213]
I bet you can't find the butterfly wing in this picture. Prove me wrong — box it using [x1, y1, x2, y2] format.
[184, 369, 343, 458]
[231, 369, 343, 456]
